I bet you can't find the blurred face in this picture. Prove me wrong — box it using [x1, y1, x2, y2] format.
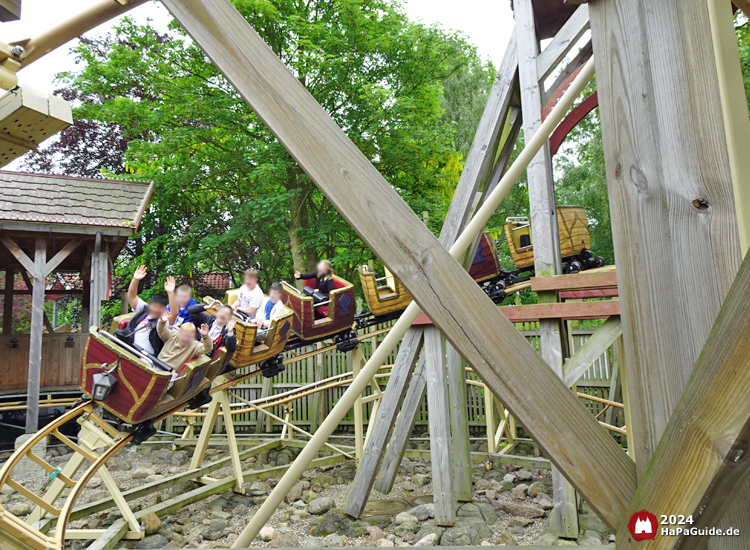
[244, 275, 258, 288]
[215, 306, 233, 326]
[148, 302, 167, 320]
[316, 262, 328, 277]
[177, 326, 195, 346]
[176, 288, 192, 308]
[269, 289, 282, 303]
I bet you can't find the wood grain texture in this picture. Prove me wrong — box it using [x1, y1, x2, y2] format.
[163, 0, 635, 530]
[536, 4, 589, 83]
[3, 267, 13, 334]
[588, 0, 742, 480]
[0, 0, 20, 22]
[25, 238, 45, 433]
[617, 253, 750, 548]
[446, 343, 472, 501]
[532, 270, 617, 292]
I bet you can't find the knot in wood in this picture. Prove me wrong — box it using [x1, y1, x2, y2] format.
[692, 198, 709, 211]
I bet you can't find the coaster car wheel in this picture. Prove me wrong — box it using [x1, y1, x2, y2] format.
[131, 422, 157, 446]
[188, 388, 213, 410]
[260, 354, 286, 378]
[334, 329, 359, 352]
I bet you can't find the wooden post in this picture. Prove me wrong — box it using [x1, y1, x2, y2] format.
[88, 232, 102, 328]
[423, 326, 455, 525]
[515, 0, 578, 538]
[352, 347, 365, 461]
[3, 267, 13, 334]
[26, 238, 46, 433]
[446, 346, 472, 502]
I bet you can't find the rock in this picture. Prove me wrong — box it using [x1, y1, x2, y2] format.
[500, 502, 546, 518]
[132, 467, 155, 479]
[291, 500, 307, 510]
[259, 526, 276, 541]
[9, 503, 32, 516]
[555, 540, 578, 546]
[496, 531, 517, 545]
[395, 512, 419, 525]
[365, 525, 386, 542]
[313, 511, 369, 538]
[286, 481, 306, 504]
[305, 537, 323, 548]
[579, 535, 603, 546]
[534, 492, 554, 510]
[533, 533, 558, 546]
[13, 434, 47, 478]
[440, 517, 491, 546]
[508, 517, 533, 528]
[170, 450, 189, 467]
[88, 476, 103, 489]
[308, 497, 336, 515]
[276, 452, 291, 466]
[302, 490, 317, 504]
[402, 481, 416, 492]
[134, 534, 169, 549]
[312, 474, 336, 487]
[152, 449, 172, 464]
[406, 505, 431, 522]
[376, 539, 395, 547]
[578, 512, 609, 536]
[457, 503, 483, 520]
[475, 502, 497, 525]
[412, 473, 429, 487]
[0, 485, 14, 496]
[511, 483, 529, 499]
[503, 473, 516, 484]
[247, 481, 269, 496]
[394, 523, 420, 537]
[516, 470, 533, 482]
[332, 464, 357, 482]
[211, 510, 232, 521]
[440, 525, 471, 546]
[527, 481, 547, 498]
[321, 534, 343, 547]
[414, 533, 439, 547]
[414, 525, 445, 544]
[141, 512, 162, 535]
[268, 533, 301, 547]
[209, 518, 228, 532]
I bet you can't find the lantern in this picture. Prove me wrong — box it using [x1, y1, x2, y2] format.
[92, 362, 118, 402]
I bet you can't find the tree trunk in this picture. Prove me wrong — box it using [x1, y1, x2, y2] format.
[286, 167, 317, 276]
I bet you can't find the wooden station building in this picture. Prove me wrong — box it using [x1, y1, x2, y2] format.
[0, 170, 153, 431]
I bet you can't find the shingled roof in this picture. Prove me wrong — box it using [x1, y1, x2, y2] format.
[0, 170, 153, 235]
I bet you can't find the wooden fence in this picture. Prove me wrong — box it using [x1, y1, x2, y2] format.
[167, 323, 623, 437]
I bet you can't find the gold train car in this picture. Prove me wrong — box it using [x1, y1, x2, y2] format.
[504, 206, 594, 271]
[358, 265, 412, 317]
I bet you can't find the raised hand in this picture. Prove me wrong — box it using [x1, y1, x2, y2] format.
[210, 299, 222, 309]
[161, 311, 170, 323]
[227, 319, 236, 332]
[198, 323, 210, 337]
[164, 276, 176, 294]
[133, 265, 148, 281]
[294, 271, 301, 279]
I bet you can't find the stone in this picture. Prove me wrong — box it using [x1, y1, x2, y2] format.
[332, 464, 358, 482]
[406, 505, 431, 522]
[503, 473, 516, 484]
[209, 518, 228, 531]
[395, 512, 419, 525]
[533, 533, 558, 546]
[141, 512, 162, 535]
[9, 503, 32, 516]
[496, 531, 517, 545]
[516, 470, 533, 481]
[402, 481, 416, 492]
[415, 525, 445, 544]
[291, 500, 307, 510]
[0, 485, 14, 496]
[247, 481, 269, 496]
[286, 481, 306, 504]
[88, 476, 103, 489]
[376, 539, 395, 547]
[440, 517, 491, 546]
[268, 533, 302, 547]
[414, 533, 439, 547]
[312, 474, 336, 487]
[439, 525, 471, 546]
[534, 493, 554, 510]
[578, 512, 608, 536]
[313, 511, 369, 538]
[500, 502, 546, 518]
[305, 538, 322, 548]
[508, 517, 534, 528]
[276, 452, 291, 466]
[365, 525, 386, 542]
[308, 496, 336, 515]
[412, 473, 429, 487]
[457, 503, 483, 520]
[475, 502, 497, 525]
[394, 522, 420, 537]
[259, 526, 276, 541]
[511, 483, 529, 499]
[170, 450, 189, 466]
[132, 468, 155, 479]
[134, 534, 170, 549]
[527, 481, 546, 498]
[302, 490, 317, 504]
[211, 510, 232, 521]
[555, 540, 578, 546]
[13, 434, 47, 478]
[321, 534, 343, 547]
[579, 535, 603, 546]
[152, 449, 172, 464]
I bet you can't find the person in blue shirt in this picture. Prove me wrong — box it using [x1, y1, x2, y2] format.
[251, 283, 286, 342]
[167, 284, 197, 327]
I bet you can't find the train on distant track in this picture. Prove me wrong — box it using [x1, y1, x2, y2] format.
[78, 206, 602, 442]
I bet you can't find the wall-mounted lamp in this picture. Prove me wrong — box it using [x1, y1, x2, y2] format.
[9, 337, 18, 349]
[64, 336, 75, 348]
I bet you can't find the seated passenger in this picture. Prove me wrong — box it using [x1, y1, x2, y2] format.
[294, 260, 335, 301]
[188, 301, 238, 359]
[168, 284, 198, 327]
[155, 314, 213, 372]
[231, 268, 264, 320]
[115, 265, 177, 357]
[250, 283, 285, 342]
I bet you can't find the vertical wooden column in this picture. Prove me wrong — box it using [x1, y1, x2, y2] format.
[25, 238, 46, 434]
[3, 267, 13, 334]
[588, 0, 746, 544]
[446, 345, 472, 502]
[514, 0, 578, 538]
[423, 326, 455, 525]
[88, 232, 103, 328]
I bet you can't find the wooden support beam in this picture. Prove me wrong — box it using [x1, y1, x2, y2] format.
[423, 327, 455, 525]
[736, 0, 750, 20]
[45, 239, 82, 274]
[446, 344, 473, 502]
[501, 301, 619, 322]
[19, 270, 54, 334]
[562, 316, 622, 387]
[618, 252, 750, 548]
[532, 270, 617, 293]
[0, 234, 35, 274]
[25, 238, 45, 433]
[0, 0, 21, 22]
[536, 4, 589, 83]
[544, 39, 592, 103]
[3, 267, 13, 334]
[162, 0, 635, 535]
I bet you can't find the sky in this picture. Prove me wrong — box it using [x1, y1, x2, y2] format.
[1, 0, 516, 95]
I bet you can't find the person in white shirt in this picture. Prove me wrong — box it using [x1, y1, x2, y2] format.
[251, 283, 286, 342]
[231, 268, 264, 320]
